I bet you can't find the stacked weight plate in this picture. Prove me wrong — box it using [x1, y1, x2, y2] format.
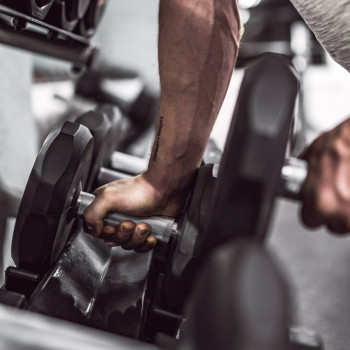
[0, 0, 108, 67]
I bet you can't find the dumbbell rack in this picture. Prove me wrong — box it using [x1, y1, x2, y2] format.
[0, 4, 97, 68]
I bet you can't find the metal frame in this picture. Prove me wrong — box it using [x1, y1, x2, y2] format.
[0, 5, 98, 68]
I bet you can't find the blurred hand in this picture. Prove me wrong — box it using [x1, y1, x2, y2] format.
[83, 173, 189, 252]
[301, 117, 350, 234]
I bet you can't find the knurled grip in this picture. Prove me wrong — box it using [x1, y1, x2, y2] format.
[77, 192, 177, 244]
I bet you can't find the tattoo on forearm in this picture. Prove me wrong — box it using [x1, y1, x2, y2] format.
[153, 116, 164, 161]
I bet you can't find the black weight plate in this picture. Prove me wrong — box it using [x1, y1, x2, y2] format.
[45, 0, 79, 32]
[65, 0, 91, 21]
[96, 104, 124, 153]
[178, 241, 290, 350]
[1, 0, 54, 20]
[84, 0, 107, 30]
[77, 0, 108, 37]
[202, 53, 299, 254]
[31, 0, 54, 20]
[75, 110, 111, 192]
[12, 121, 94, 273]
[75, 106, 123, 191]
[163, 164, 216, 312]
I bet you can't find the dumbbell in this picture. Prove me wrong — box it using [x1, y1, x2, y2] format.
[201, 53, 301, 251]
[7, 96, 219, 287]
[76, 0, 109, 37]
[11, 121, 182, 275]
[74, 52, 305, 320]
[162, 52, 301, 311]
[1, 0, 55, 21]
[8, 53, 304, 342]
[11, 54, 299, 282]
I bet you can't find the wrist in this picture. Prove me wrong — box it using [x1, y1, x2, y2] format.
[139, 169, 195, 217]
[143, 164, 196, 197]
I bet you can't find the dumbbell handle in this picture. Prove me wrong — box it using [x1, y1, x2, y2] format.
[280, 157, 308, 200]
[77, 192, 177, 244]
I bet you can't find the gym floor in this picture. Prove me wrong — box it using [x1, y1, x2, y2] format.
[2, 1, 350, 349]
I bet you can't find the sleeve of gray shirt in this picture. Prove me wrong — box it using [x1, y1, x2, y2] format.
[291, 0, 350, 72]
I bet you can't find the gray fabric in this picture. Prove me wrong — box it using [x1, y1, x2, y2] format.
[291, 0, 350, 72]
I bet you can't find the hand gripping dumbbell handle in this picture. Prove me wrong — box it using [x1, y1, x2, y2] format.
[280, 157, 308, 200]
[77, 192, 177, 244]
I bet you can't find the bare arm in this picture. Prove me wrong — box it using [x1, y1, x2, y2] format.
[301, 118, 350, 234]
[148, 0, 240, 190]
[83, 0, 241, 251]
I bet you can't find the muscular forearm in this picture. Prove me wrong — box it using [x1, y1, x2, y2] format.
[145, 0, 241, 194]
[83, 0, 241, 247]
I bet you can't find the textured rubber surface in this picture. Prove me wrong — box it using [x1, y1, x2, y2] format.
[204, 53, 299, 252]
[75, 105, 123, 191]
[12, 121, 94, 273]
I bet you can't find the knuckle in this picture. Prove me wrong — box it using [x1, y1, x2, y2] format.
[83, 210, 94, 225]
[137, 222, 151, 231]
[93, 184, 108, 196]
[98, 191, 114, 207]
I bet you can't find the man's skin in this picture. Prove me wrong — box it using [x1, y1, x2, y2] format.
[84, 0, 350, 249]
[83, 0, 241, 251]
[301, 118, 350, 234]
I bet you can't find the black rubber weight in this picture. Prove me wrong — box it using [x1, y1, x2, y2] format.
[202, 53, 299, 253]
[77, 0, 108, 37]
[65, 0, 91, 21]
[12, 122, 94, 273]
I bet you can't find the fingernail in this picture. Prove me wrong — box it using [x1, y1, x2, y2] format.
[137, 227, 149, 237]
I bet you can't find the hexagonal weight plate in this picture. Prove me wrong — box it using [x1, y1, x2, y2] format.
[77, 0, 108, 37]
[203, 53, 299, 253]
[12, 121, 94, 273]
[75, 105, 123, 191]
